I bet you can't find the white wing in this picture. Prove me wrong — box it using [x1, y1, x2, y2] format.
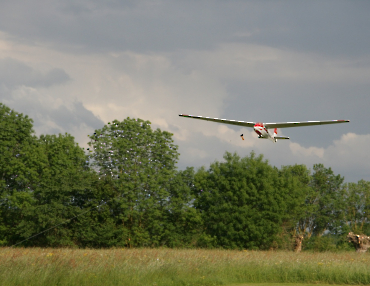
[179, 114, 255, 128]
[264, 120, 350, 129]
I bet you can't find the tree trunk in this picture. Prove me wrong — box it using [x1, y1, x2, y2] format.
[294, 235, 304, 252]
[347, 232, 370, 253]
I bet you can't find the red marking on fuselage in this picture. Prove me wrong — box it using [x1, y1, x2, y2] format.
[254, 123, 268, 137]
[255, 123, 267, 132]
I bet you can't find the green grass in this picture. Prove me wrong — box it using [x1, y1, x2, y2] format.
[0, 248, 370, 286]
[229, 284, 357, 286]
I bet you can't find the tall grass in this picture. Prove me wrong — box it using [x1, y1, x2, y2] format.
[1, 248, 369, 286]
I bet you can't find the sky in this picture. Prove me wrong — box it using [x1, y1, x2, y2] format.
[0, 0, 369, 182]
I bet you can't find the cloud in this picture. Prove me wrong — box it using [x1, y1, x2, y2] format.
[289, 143, 324, 158]
[1, 37, 366, 182]
[2, 85, 104, 145]
[282, 133, 370, 182]
[77, 51, 229, 135]
[176, 43, 370, 84]
[324, 133, 370, 180]
[0, 1, 369, 56]
[0, 58, 70, 88]
[0, 2, 369, 184]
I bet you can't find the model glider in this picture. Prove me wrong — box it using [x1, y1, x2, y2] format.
[179, 114, 350, 143]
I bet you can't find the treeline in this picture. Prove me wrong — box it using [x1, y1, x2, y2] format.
[1, 103, 369, 250]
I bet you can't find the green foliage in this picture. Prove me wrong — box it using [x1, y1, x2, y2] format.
[310, 164, 345, 236]
[303, 235, 338, 252]
[278, 164, 312, 243]
[163, 167, 203, 247]
[8, 133, 93, 247]
[341, 180, 370, 235]
[0, 103, 43, 245]
[72, 176, 126, 248]
[194, 151, 301, 250]
[0, 104, 38, 188]
[293, 164, 345, 240]
[303, 234, 354, 252]
[86, 117, 183, 247]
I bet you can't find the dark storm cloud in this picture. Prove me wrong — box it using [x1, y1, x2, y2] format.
[1, 1, 369, 56]
[2, 92, 105, 138]
[47, 101, 104, 132]
[245, 1, 370, 57]
[0, 58, 70, 88]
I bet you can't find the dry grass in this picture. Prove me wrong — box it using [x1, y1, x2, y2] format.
[0, 248, 369, 285]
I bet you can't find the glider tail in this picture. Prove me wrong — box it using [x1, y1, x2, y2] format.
[273, 128, 290, 142]
[274, 128, 278, 137]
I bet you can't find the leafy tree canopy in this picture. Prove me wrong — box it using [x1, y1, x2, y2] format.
[86, 117, 180, 247]
[194, 151, 300, 250]
[4, 133, 93, 247]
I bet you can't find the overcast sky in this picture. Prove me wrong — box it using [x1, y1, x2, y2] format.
[1, 0, 369, 182]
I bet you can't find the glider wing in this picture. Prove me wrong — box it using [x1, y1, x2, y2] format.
[264, 120, 350, 129]
[179, 114, 255, 128]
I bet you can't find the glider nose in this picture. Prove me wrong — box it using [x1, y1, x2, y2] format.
[254, 127, 262, 137]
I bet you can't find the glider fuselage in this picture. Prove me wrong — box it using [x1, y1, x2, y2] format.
[254, 123, 278, 142]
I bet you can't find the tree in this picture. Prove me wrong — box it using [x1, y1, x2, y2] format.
[163, 167, 203, 247]
[0, 103, 45, 245]
[194, 151, 296, 250]
[9, 133, 93, 247]
[310, 164, 345, 237]
[278, 164, 312, 248]
[72, 174, 126, 248]
[86, 117, 179, 247]
[292, 164, 345, 241]
[342, 180, 370, 235]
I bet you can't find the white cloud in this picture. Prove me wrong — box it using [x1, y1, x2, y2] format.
[277, 133, 370, 182]
[289, 142, 325, 158]
[325, 133, 370, 170]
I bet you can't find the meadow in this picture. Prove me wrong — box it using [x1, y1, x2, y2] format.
[1, 247, 370, 286]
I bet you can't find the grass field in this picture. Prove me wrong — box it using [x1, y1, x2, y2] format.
[1, 247, 370, 286]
